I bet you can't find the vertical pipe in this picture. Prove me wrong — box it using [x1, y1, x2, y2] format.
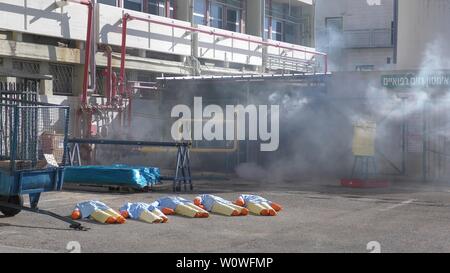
[62, 108, 70, 166]
[401, 99, 406, 175]
[82, 2, 94, 106]
[112, 72, 118, 100]
[324, 55, 328, 74]
[393, 0, 398, 64]
[422, 103, 427, 183]
[106, 47, 112, 104]
[205, 0, 210, 26]
[173, 0, 177, 19]
[143, 0, 148, 13]
[128, 88, 132, 128]
[119, 14, 129, 97]
[165, 0, 171, 17]
[86, 110, 93, 139]
[89, 1, 97, 94]
[268, 0, 272, 40]
[10, 106, 18, 173]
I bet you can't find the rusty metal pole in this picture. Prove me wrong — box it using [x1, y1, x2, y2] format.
[119, 14, 129, 98]
[81, 2, 93, 106]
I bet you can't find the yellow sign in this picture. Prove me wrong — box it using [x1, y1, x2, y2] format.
[352, 121, 376, 156]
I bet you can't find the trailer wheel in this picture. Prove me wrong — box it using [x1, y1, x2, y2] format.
[0, 195, 23, 217]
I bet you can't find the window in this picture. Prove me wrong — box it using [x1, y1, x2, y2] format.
[194, 0, 206, 25]
[124, 0, 142, 11]
[147, 0, 174, 17]
[271, 19, 283, 41]
[12, 59, 40, 75]
[148, 0, 164, 15]
[98, 0, 116, 6]
[210, 3, 223, 29]
[50, 64, 74, 95]
[355, 65, 374, 71]
[325, 17, 343, 48]
[226, 8, 240, 32]
[284, 22, 297, 44]
[325, 17, 343, 33]
[97, 0, 116, 6]
[271, 2, 285, 18]
[264, 1, 304, 43]
[195, 0, 242, 32]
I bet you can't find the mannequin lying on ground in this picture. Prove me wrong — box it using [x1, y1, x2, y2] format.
[154, 196, 209, 218]
[234, 194, 283, 216]
[71, 200, 126, 224]
[119, 202, 168, 223]
[193, 194, 249, 216]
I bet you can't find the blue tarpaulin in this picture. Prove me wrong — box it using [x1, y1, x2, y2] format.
[64, 165, 161, 189]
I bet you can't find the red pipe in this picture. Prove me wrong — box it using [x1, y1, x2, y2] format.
[126, 14, 327, 60]
[105, 48, 112, 104]
[117, 12, 329, 89]
[81, 1, 93, 106]
[165, 0, 170, 18]
[119, 13, 129, 97]
[205, 0, 209, 26]
[112, 72, 118, 99]
[127, 86, 132, 128]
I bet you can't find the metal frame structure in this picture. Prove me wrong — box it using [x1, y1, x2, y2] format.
[0, 87, 86, 230]
[67, 138, 193, 192]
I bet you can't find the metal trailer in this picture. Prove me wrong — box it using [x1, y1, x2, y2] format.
[0, 92, 85, 230]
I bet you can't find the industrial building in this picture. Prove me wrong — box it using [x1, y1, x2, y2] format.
[0, 0, 329, 176]
[0, 0, 449, 181]
[0, 0, 320, 96]
[1, 0, 450, 254]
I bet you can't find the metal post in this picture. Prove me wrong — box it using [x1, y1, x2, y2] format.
[401, 99, 406, 175]
[10, 106, 19, 173]
[165, 0, 170, 18]
[422, 103, 427, 183]
[61, 108, 70, 166]
[119, 14, 129, 97]
[105, 47, 113, 104]
[82, 2, 94, 106]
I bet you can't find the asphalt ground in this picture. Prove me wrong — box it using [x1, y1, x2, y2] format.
[1, 178, 450, 253]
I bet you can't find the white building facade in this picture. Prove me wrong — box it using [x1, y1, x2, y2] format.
[315, 0, 395, 72]
[0, 0, 320, 97]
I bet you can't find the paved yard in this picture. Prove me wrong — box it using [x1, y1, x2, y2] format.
[1, 178, 450, 253]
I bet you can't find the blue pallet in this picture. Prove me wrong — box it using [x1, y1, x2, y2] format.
[64, 165, 161, 189]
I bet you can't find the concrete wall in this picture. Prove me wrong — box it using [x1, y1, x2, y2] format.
[340, 47, 394, 71]
[0, 0, 88, 41]
[397, 0, 450, 70]
[98, 4, 192, 56]
[196, 25, 263, 66]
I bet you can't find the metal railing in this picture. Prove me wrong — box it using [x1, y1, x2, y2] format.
[266, 54, 316, 73]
